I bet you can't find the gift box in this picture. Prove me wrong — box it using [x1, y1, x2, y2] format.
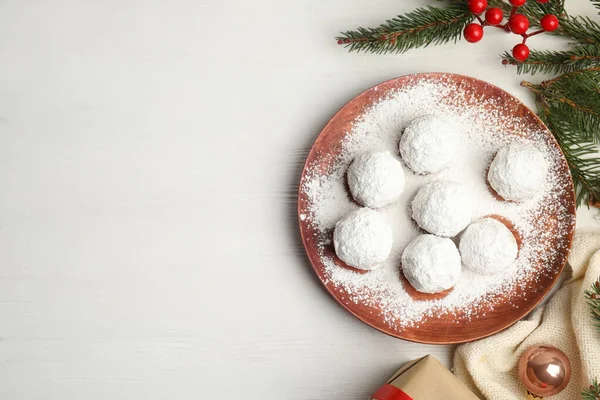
[370, 355, 481, 400]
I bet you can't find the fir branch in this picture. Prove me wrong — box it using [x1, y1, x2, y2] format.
[336, 3, 472, 54]
[556, 16, 600, 44]
[551, 128, 600, 206]
[337, 0, 570, 56]
[524, 68, 600, 143]
[524, 78, 600, 206]
[585, 277, 600, 330]
[582, 378, 600, 400]
[539, 69, 600, 142]
[501, 45, 600, 75]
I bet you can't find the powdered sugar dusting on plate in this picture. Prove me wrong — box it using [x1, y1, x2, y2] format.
[299, 76, 575, 333]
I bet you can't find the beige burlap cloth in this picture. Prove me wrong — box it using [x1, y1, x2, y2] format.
[454, 230, 600, 399]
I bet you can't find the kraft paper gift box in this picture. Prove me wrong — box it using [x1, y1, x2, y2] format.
[370, 355, 481, 400]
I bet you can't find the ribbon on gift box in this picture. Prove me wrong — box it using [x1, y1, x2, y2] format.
[372, 384, 413, 400]
[369, 356, 480, 400]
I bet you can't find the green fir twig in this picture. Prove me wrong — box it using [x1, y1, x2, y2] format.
[585, 277, 600, 330]
[499, 15, 600, 71]
[336, 3, 472, 54]
[522, 71, 600, 206]
[582, 378, 600, 400]
[336, 0, 566, 55]
[533, 68, 600, 143]
[501, 45, 600, 75]
[557, 16, 600, 44]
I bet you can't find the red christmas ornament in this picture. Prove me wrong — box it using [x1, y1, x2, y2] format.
[485, 8, 504, 25]
[468, 0, 488, 14]
[512, 43, 530, 61]
[540, 14, 559, 31]
[464, 23, 484, 42]
[508, 14, 530, 34]
[509, 0, 527, 6]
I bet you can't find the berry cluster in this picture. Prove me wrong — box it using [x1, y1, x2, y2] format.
[464, 0, 559, 61]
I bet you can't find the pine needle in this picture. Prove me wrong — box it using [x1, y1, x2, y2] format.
[336, 3, 472, 54]
[524, 75, 600, 207]
[582, 378, 600, 400]
[501, 45, 600, 75]
[558, 16, 600, 44]
[585, 278, 600, 330]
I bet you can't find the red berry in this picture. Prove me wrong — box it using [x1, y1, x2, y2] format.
[508, 14, 530, 34]
[468, 0, 488, 14]
[512, 43, 530, 61]
[485, 7, 504, 25]
[464, 23, 484, 43]
[509, 0, 527, 6]
[337, 39, 343, 45]
[540, 14, 559, 31]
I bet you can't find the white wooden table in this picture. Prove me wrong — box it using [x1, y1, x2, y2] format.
[0, 1, 598, 398]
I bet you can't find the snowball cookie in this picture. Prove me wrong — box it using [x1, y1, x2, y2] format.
[401, 234, 462, 294]
[460, 218, 518, 275]
[347, 151, 405, 208]
[488, 143, 548, 202]
[412, 181, 472, 237]
[333, 208, 393, 271]
[399, 115, 459, 174]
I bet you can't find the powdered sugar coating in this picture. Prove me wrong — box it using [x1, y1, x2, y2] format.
[333, 208, 393, 270]
[412, 181, 472, 237]
[460, 218, 519, 275]
[488, 143, 548, 202]
[402, 234, 462, 294]
[299, 75, 575, 334]
[399, 114, 459, 174]
[347, 151, 405, 208]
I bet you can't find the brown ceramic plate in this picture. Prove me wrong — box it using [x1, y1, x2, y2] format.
[298, 73, 575, 344]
